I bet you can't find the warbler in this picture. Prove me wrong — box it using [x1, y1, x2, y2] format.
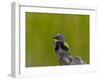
[53, 34, 70, 58]
[53, 34, 85, 65]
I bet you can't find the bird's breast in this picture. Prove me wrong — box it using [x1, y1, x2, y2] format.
[56, 48, 67, 57]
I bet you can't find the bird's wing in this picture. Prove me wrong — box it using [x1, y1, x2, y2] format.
[64, 42, 71, 55]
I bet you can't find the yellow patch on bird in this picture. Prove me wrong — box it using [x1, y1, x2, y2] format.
[54, 39, 58, 42]
[64, 42, 69, 48]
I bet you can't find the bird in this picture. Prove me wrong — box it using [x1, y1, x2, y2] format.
[53, 34, 85, 65]
[53, 34, 70, 58]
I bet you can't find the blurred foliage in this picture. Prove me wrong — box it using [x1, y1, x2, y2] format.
[26, 12, 89, 67]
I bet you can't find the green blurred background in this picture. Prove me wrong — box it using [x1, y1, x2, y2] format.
[25, 12, 89, 67]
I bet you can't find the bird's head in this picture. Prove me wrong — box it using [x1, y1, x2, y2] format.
[53, 34, 65, 42]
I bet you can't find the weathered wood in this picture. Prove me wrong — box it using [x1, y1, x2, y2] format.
[59, 54, 85, 65]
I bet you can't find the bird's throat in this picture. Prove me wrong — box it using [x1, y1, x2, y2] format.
[54, 39, 58, 42]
